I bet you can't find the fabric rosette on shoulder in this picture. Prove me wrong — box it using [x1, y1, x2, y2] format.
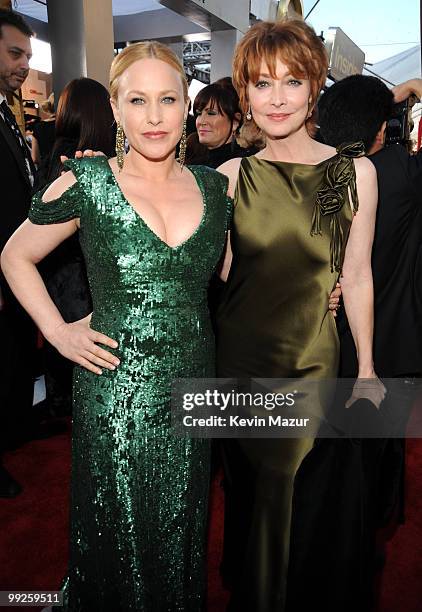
[311, 141, 365, 272]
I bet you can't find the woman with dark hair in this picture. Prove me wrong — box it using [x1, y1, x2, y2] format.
[186, 79, 258, 167]
[40, 78, 116, 416]
[47, 77, 115, 181]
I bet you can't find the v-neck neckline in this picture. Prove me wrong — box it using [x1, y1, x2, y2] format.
[104, 158, 207, 251]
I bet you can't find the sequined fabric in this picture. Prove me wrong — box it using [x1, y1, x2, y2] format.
[29, 156, 231, 612]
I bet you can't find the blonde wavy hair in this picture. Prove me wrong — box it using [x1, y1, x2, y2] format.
[110, 41, 188, 102]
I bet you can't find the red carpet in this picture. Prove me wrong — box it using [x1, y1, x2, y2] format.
[0, 426, 421, 611]
[377, 438, 422, 612]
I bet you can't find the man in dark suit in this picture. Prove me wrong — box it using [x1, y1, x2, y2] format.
[315, 74, 422, 609]
[0, 9, 36, 497]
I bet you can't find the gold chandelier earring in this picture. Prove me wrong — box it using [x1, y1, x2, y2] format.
[116, 122, 125, 172]
[246, 106, 252, 121]
[179, 118, 187, 172]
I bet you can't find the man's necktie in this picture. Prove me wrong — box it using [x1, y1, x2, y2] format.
[1, 100, 34, 186]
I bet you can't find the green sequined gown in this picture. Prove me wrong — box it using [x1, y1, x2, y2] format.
[29, 156, 231, 612]
[217, 145, 362, 612]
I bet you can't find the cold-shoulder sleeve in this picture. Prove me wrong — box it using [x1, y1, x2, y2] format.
[28, 159, 86, 225]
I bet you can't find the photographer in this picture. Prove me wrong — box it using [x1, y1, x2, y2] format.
[317, 74, 422, 604]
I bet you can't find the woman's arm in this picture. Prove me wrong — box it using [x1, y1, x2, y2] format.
[341, 157, 386, 407]
[1, 172, 119, 375]
[341, 156, 377, 377]
[392, 78, 422, 102]
[2, 217, 77, 338]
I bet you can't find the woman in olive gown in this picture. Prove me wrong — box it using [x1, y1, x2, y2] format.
[215, 20, 383, 612]
[1, 42, 231, 611]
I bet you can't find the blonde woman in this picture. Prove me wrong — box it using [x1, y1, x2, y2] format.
[1, 42, 231, 611]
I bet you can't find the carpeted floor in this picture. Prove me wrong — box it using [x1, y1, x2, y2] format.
[0, 425, 421, 611]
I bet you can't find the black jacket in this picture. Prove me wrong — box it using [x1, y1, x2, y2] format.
[0, 114, 36, 254]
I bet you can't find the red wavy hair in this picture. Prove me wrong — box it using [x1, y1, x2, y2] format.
[232, 20, 328, 129]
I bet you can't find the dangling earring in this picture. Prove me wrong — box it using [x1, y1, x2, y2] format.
[179, 119, 187, 171]
[116, 123, 125, 172]
[246, 106, 252, 121]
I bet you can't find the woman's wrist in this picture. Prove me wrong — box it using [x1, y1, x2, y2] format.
[357, 364, 376, 378]
[44, 319, 67, 345]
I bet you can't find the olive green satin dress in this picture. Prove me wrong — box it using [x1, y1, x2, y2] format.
[216, 144, 362, 612]
[29, 157, 231, 612]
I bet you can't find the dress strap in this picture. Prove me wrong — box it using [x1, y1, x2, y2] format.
[63, 155, 107, 183]
[310, 141, 365, 273]
[226, 195, 234, 231]
[28, 179, 83, 225]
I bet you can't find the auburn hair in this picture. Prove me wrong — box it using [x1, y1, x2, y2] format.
[232, 20, 328, 124]
[109, 41, 188, 102]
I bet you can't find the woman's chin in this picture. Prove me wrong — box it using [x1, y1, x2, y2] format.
[197, 138, 210, 147]
[129, 145, 177, 163]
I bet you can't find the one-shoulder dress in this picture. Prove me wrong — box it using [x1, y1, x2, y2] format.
[29, 156, 231, 612]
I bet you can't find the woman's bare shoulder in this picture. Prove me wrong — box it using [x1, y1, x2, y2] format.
[217, 157, 243, 197]
[42, 171, 77, 203]
[354, 155, 376, 177]
[353, 156, 377, 213]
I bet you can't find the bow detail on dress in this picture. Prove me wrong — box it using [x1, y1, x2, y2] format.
[310, 141, 365, 273]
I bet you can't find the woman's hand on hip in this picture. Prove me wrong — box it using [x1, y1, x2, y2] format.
[48, 314, 120, 375]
